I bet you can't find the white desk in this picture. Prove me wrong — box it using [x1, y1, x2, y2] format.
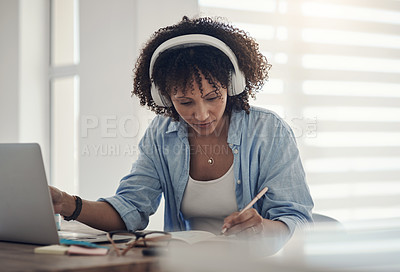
[2, 219, 399, 272]
[161, 218, 400, 272]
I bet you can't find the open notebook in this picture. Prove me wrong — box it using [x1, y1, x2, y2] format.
[0, 143, 109, 245]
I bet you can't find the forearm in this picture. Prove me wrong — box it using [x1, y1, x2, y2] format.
[261, 219, 290, 238]
[61, 192, 126, 232]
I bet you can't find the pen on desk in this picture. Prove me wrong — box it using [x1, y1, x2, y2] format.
[221, 186, 269, 234]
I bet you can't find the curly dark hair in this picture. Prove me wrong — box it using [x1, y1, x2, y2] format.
[132, 16, 271, 121]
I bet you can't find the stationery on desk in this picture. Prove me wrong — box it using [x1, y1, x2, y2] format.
[34, 245, 108, 256]
[34, 239, 109, 256]
[128, 230, 220, 247]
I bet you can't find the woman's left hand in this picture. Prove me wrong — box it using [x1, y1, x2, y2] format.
[221, 208, 264, 237]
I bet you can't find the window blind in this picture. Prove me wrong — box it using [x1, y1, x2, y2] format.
[199, 0, 400, 224]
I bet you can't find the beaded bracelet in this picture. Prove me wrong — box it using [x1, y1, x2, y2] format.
[63, 195, 82, 221]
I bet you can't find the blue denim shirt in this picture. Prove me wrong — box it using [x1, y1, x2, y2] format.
[100, 106, 314, 235]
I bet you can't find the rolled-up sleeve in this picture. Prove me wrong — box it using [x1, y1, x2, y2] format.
[98, 124, 163, 231]
[256, 115, 314, 235]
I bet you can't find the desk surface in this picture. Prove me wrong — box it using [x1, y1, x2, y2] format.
[0, 221, 162, 272]
[0, 242, 161, 272]
[1, 219, 400, 272]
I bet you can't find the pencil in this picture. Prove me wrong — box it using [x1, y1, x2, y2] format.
[221, 186, 269, 234]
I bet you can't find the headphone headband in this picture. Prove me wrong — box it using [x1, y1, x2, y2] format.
[149, 34, 246, 107]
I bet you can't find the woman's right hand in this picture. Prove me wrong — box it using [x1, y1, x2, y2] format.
[49, 185, 65, 214]
[49, 186, 127, 231]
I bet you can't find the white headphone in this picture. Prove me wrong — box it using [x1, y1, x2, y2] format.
[149, 34, 246, 107]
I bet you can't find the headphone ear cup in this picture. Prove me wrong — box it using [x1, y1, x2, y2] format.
[150, 83, 172, 107]
[228, 70, 246, 96]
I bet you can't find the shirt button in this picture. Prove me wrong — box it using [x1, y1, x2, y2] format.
[237, 179, 241, 185]
[233, 149, 239, 154]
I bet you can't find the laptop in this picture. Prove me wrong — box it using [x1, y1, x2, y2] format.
[0, 143, 108, 245]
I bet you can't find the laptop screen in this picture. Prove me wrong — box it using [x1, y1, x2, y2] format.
[0, 143, 60, 245]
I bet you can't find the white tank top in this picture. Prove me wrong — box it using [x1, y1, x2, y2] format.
[181, 164, 238, 234]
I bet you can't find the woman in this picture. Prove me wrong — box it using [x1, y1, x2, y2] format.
[51, 16, 313, 243]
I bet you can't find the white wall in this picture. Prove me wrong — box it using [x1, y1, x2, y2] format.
[0, 0, 50, 171]
[78, 0, 140, 200]
[0, 0, 20, 142]
[19, 0, 50, 169]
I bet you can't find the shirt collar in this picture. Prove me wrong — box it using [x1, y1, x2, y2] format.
[166, 120, 180, 134]
[227, 110, 243, 146]
[166, 118, 188, 140]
